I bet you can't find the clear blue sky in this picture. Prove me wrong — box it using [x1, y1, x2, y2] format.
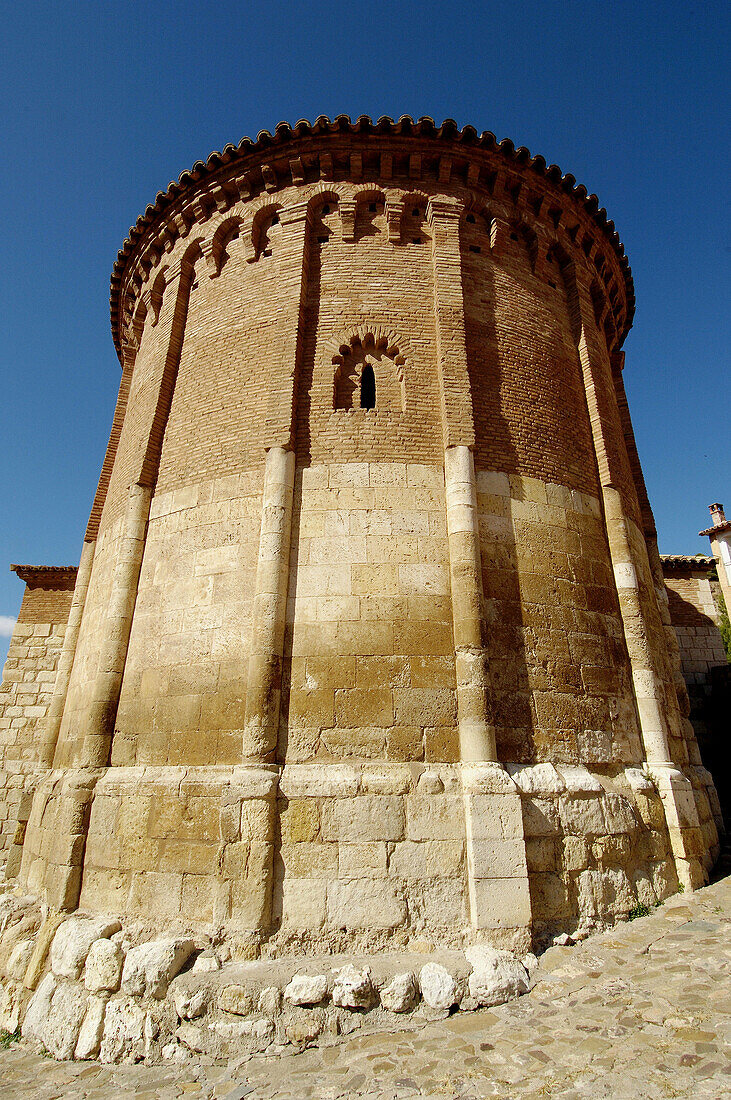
[1, 0, 728, 665]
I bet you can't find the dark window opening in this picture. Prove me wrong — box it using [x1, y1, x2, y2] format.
[466, 213, 476, 224]
[412, 237, 422, 244]
[318, 236, 328, 244]
[469, 245, 481, 254]
[369, 202, 377, 212]
[510, 232, 519, 241]
[270, 213, 279, 225]
[321, 204, 330, 214]
[411, 207, 420, 216]
[360, 363, 376, 409]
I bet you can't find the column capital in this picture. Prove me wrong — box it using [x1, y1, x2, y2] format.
[340, 199, 357, 242]
[427, 195, 464, 226]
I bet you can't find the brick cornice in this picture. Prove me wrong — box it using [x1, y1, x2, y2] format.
[10, 564, 78, 590]
[111, 116, 635, 362]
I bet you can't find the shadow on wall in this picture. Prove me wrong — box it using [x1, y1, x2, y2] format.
[668, 586, 730, 833]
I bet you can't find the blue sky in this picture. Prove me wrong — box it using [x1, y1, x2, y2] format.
[0, 0, 728, 665]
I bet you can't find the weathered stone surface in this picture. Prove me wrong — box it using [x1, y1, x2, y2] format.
[121, 938, 195, 999]
[258, 986, 282, 1016]
[283, 973, 328, 1006]
[284, 1010, 325, 1045]
[2, 877, 731, 1096]
[602, 793, 640, 834]
[327, 881, 406, 930]
[7, 939, 33, 981]
[84, 938, 123, 992]
[21, 972, 57, 1042]
[419, 962, 457, 1009]
[0, 979, 24, 1032]
[175, 1020, 207, 1053]
[51, 916, 121, 980]
[172, 984, 208, 1020]
[74, 994, 107, 1060]
[218, 983, 256, 1016]
[331, 965, 375, 1009]
[191, 949, 220, 974]
[559, 795, 606, 836]
[557, 767, 604, 794]
[509, 763, 565, 795]
[40, 980, 88, 1059]
[99, 997, 147, 1063]
[466, 946, 530, 1007]
[210, 1017, 274, 1041]
[379, 971, 418, 1013]
[576, 867, 635, 920]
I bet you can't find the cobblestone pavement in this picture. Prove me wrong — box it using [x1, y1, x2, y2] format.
[1, 875, 729, 1099]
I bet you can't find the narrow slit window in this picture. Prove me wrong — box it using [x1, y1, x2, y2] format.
[360, 363, 376, 409]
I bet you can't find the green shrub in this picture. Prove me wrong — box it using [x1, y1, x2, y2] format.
[628, 902, 653, 920]
[0, 1028, 21, 1050]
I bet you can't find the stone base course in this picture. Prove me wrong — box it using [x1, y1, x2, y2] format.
[0, 874, 728, 1098]
[12, 760, 715, 955]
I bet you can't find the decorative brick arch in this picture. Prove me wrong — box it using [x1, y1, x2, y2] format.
[207, 208, 247, 277]
[330, 330, 407, 412]
[249, 200, 283, 261]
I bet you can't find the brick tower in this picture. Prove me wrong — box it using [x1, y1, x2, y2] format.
[0, 117, 722, 955]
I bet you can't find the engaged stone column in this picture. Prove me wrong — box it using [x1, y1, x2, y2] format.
[39, 538, 96, 768]
[81, 482, 152, 769]
[215, 765, 279, 941]
[444, 445, 495, 763]
[429, 197, 531, 944]
[244, 446, 296, 761]
[568, 267, 704, 889]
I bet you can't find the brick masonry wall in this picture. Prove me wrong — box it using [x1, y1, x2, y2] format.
[155, 241, 277, 492]
[297, 195, 442, 466]
[462, 229, 598, 494]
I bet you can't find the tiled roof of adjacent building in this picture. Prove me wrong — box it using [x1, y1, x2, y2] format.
[10, 564, 78, 588]
[699, 520, 731, 537]
[660, 554, 716, 571]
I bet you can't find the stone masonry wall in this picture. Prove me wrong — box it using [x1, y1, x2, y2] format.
[0, 571, 75, 872]
[664, 569, 727, 687]
[112, 473, 262, 767]
[53, 520, 125, 769]
[283, 462, 456, 764]
[476, 471, 642, 766]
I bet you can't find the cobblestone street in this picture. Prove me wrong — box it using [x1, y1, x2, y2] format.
[1, 875, 729, 1099]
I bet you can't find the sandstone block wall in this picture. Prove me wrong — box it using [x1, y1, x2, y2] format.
[284, 462, 456, 764]
[662, 560, 727, 686]
[0, 567, 76, 875]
